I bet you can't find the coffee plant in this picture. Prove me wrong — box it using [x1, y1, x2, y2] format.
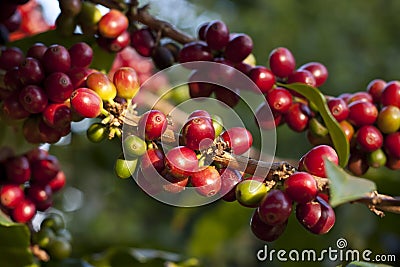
[0, 0, 399, 266]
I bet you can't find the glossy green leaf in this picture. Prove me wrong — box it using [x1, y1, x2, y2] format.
[0, 211, 35, 267]
[325, 159, 376, 207]
[85, 247, 183, 267]
[279, 82, 349, 167]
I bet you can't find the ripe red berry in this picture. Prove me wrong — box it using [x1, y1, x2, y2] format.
[255, 102, 283, 130]
[42, 45, 71, 74]
[296, 200, 322, 229]
[178, 41, 213, 64]
[2, 92, 30, 120]
[308, 196, 335, 234]
[303, 145, 339, 178]
[284, 172, 318, 203]
[265, 87, 293, 113]
[162, 172, 188, 194]
[298, 62, 328, 87]
[113, 67, 140, 100]
[0, 47, 24, 71]
[257, 189, 292, 225]
[70, 88, 103, 118]
[384, 132, 400, 158]
[31, 155, 60, 186]
[191, 166, 222, 197]
[269, 47, 296, 78]
[27, 43, 47, 60]
[26, 184, 52, 208]
[327, 97, 349, 122]
[18, 57, 45, 85]
[42, 103, 72, 129]
[250, 209, 288, 242]
[12, 199, 36, 223]
[347, 100, 378, 127]
[130, 27, 156, 57]
[137, 110, 168, 141]
[356, 125, 383, 152]
[284, 102, 310, 132]
[366, 79, 386, 104]
[205, 20, 229, 50]
[221, 127, 253, 155]
[224, 33, 253, 63]
[98, 9, 128, 39]
[381, 80, 400, 108]
[140, 148, 165, 176]
[44, 72, 74, 103]
[6, 156, 31, 184]
[164, 146, 198, 179]
[181, 116, 215, 150]
[18, 85, 48, 113]
[218, 168, 242, 202]
[287, 69, 316, 87]
[69, 42, 93, 68]
[188, 70, 214, 98]
[0, 184, 24, 208]
[48, 171, 66, 193]
[249, 66, 276, 94]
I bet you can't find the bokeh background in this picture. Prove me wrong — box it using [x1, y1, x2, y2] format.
[40, 0, 400, 266]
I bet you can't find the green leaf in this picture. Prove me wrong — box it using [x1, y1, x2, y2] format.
[325, 159, 376, 207]
[85, 247, 183, 267]
[346, 261, 394, 267]
[279, 82, 349, 167]
[0, 211, 35, 267]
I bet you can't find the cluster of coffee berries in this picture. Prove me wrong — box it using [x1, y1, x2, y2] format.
[116, 109, 254, 197]
[178, 20, 254, 107]
[239, 145, 337, 242]
[0, 0, 28, 44]
[0, 148, 66, 223]
[0, 42, 100, 144]
[32, 213, 72, 261]
[130, 27, 180, 70]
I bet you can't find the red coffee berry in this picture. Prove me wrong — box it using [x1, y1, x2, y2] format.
[113, 67, 140, 100]
[26, 184, 52, 209]
[18, 85, 48, 113]
[0, 47, 24, 71]
[6, 156, 31, 184]
[12, 199, 36, 223]
[220, 127, 253, 155]
[42, 103, 72, 129]
[197, 22, 209, 41]
[287, 69, 317, 87]
[384, 132, 400, 158]
[205, 20, 229, 50]
[284, 172, 318, 204]
[48, 171, 66, 193]
[0, 184, 24, 208]
[178, 41, 213, 64]
[162, 173, 188, 194]
[70, 88, 103, 118]
[98, 9, 128, 39]
[188, 70, 214, 98]
[181, 116, 215, 151]
[137, 110, 168, 141]
[296, 200, 322, 229]
[381, 80, 400, 108]
[249, 66, 276, 94]
[347, 92, 373, 104]
[2, 92, 30, 120]
[130, 27, 156, 57]
[347, 149, 370, 176]
[347, 100, 378, 127]
[42, 45, 71, 74]
[298, 62, 328, 87]
[366, 79, 386, 104]
[284, 102, 309, 132]
[31, 155, 60, 186]
[303, 145, 339, 178]
[27, 43, 47, 60]
[18, 57, 45, 85]
[356, 125, 383, 152]
[140, 148, 165, 176]
[44, 72, 74, 103]
[224, 33, 253, 63]
[164, 146, 198, 179]
[69, 42, 93, 68]
[187, 110, 212, 121]
[255, 102, 283, 130]
[250, 209, 288, 242]
[219, 168, 242, 202]
[257, 189, 292, 226]
[327, 97, 349, 122]
[191, 166, 222, 197]
[269, 47, 296, 78]
[308, 196, 335, 235]
[265, 87, 293, 113]
[214, 86, 240, 108]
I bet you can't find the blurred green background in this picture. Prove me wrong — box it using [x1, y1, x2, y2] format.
[48, 0, 400, 266]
